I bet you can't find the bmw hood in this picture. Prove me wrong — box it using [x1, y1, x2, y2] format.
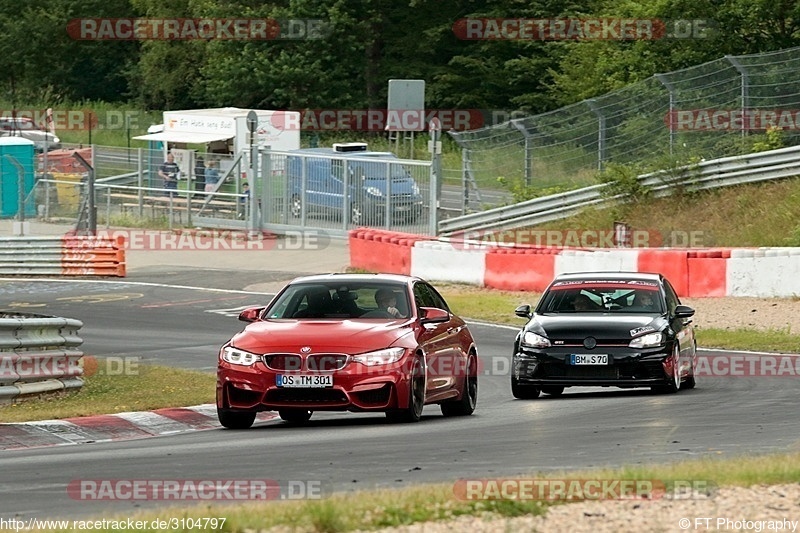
[230, 319, 412, 354]
[529, 314, 667, 340]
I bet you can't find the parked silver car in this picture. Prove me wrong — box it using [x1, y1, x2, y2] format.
[0, 117, 61, 151]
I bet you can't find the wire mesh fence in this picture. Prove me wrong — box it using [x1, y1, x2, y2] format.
[29, 144, 436, 236]
[448, 46, 800, 204]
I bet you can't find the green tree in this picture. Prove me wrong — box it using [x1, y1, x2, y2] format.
[0, 0, 136, 104]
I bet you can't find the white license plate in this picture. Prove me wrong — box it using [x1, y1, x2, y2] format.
[569, 354, 609, 365]
[277, 374, 333, 388]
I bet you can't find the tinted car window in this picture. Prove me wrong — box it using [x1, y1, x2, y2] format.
[413, 282, 437, 309]
[424, 283, 450, 311]
[265, 281, 409, 319]
[663, 279, 680, 315]
[537, 280, 663, 313]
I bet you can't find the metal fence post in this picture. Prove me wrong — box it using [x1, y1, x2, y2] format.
[511, 119, 533, 185]
[261, 148, 272, 228]
[3, 155, 26, 234]
[429, 122, 442, 235]
[461, 147, 469, 215]
[72, 152, 97, 235]
[726, 55, 750, 143]
[655, 73, 676, 156]
[587, 99, 606, 171]
[137, 147, 144, 218]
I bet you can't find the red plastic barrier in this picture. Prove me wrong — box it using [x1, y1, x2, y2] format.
[348, 229, 427, 275]
[687, 257, 727, 297]
[637, 249, 690, 297]
[484, 248, 556, 291]
[61, 235, 126, 277]
[39, 147, 92, 173]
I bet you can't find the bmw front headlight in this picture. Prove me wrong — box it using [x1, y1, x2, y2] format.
[629, 332, 665, 348]
[365, 186, 383, 197]
[221, 346, 260, 366]
[352, 347, 405, 366]
[521, 331, 551, 348]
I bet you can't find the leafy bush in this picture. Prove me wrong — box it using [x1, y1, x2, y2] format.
[495, 176, 569, 203]
[752, 126, 785, 152]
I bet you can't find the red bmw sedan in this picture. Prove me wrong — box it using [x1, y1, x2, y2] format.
[216, 274, 478, 428]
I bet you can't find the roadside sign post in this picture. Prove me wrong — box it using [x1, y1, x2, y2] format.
[246, 110, 259, 234]
[428, 117, 441, 236]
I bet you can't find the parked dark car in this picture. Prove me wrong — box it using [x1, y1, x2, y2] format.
[287, 143, 424, 225]
[511, 271, 697, 398]
[216, 273, 478, 428]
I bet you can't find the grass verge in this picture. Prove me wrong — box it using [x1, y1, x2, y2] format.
[41, 452, 800, 532]
[0, 359, 214, 423]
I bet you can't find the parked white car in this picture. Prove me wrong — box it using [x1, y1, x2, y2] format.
[0, 117, 61, 152]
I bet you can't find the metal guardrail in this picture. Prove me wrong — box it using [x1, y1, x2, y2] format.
[438, 145, 800, 235]
[0, 313, 84, 403]
[0, 236, 126, 276]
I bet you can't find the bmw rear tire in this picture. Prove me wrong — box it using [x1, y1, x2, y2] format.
[386, 357, 425, 423]
[441, 354, 477, 417]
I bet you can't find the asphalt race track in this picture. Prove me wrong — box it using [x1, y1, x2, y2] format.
[1, 275, 799, 520]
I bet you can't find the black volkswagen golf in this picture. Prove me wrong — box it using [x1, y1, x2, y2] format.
[512, 272, 697, 398]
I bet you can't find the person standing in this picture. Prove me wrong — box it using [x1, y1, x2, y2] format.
[204, 159, 220, 193]
[158, 152, 180, 197]
[194, 155, 206, 192]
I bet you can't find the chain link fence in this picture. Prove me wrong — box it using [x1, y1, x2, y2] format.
[448, 46, 800, 207]
[30, 144, 436, 235]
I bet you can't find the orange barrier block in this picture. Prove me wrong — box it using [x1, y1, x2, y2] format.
[348, 229, 426, 275]
[637, 249, 690, 297]
[61, 236, 126, 277]
[485, 248, 556, 292]
[687, 257, 727, 297]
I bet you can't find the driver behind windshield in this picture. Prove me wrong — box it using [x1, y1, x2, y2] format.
[375, 289, 404, 318]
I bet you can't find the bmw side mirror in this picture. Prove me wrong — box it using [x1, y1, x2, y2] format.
[515, 305, 532, 319]
[238, 307, 265, 322]
[420, 307, 449, 324]
[674, 305, 695, 319]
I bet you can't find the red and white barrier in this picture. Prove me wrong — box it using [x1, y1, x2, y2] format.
[0, 235, 126, 277]
[349, 229, 800, 297]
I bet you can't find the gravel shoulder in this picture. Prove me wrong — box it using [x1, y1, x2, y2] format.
[355, 484, 800, 533]
[684, 297, 800, 333]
